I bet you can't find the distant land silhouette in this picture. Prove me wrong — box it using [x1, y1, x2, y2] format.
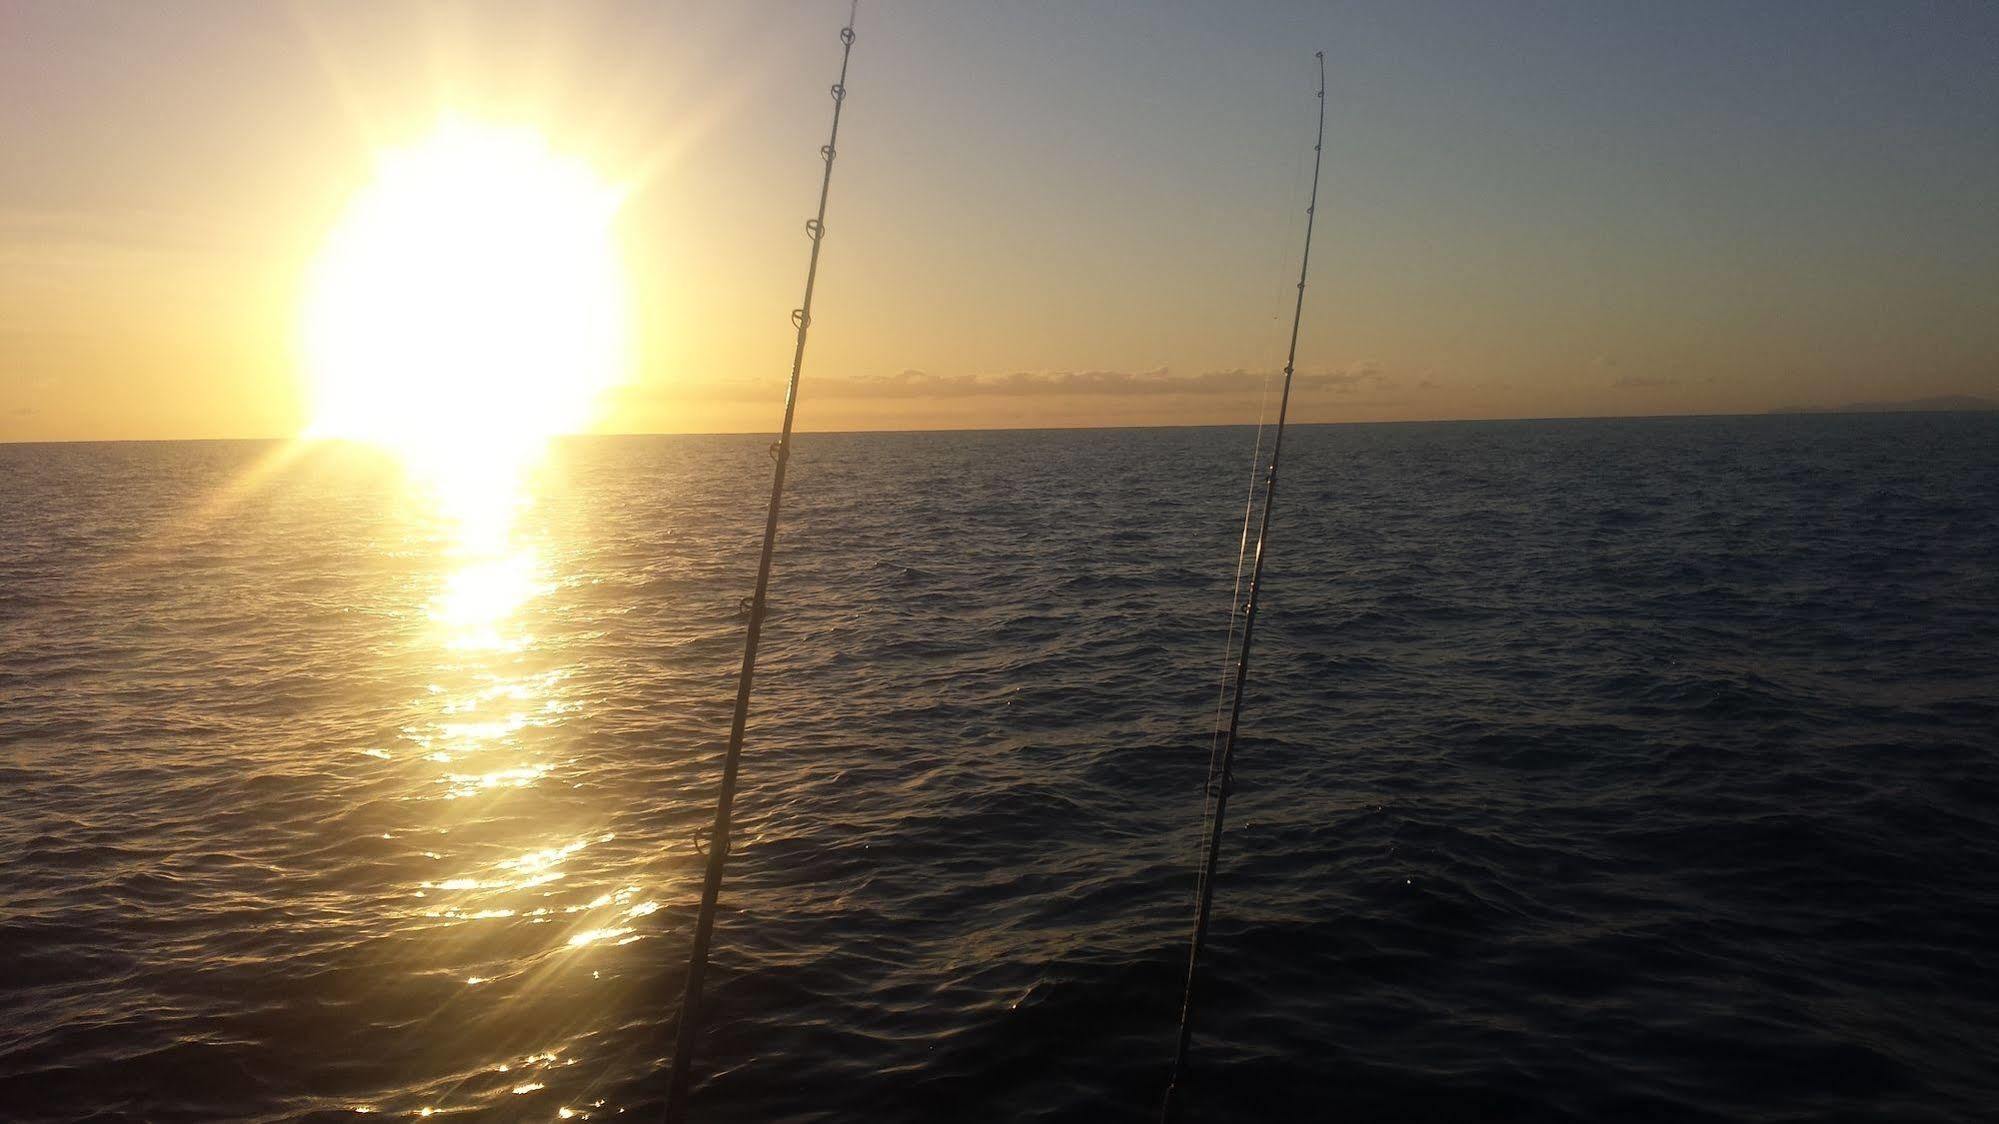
[1768, 394, 1997, 415]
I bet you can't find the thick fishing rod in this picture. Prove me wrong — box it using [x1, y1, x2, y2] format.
[664, 8, 860, 1121]
[1163, 50, 1327, 1121]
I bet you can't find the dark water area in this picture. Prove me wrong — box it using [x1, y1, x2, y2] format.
[2, 413, 1996, 1122]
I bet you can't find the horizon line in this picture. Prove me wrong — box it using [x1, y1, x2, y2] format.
[4, 402, 1995, 446]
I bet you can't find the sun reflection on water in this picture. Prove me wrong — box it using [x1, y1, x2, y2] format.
[361, 442, 656, 1120]
[433, 547, 547, 652]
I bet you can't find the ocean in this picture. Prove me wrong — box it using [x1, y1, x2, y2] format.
[2, 413, 1995, 1122]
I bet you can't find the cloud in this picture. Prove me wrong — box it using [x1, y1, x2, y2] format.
[646, 365, 1395, 402]
[825, 366, 1393, 399]
[1611, 375, 1678, 389]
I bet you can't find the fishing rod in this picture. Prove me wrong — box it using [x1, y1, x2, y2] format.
[663, 7, 860, 1121]
[1163, 49, 1327, 1121]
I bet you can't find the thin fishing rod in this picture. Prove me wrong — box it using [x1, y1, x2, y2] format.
[1164, 49, 1327, 1122]
[663, 9, 860, 1121]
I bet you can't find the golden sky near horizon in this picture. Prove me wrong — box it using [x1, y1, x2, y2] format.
[2, 1, 1995, 443]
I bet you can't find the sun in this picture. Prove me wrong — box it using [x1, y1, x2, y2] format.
[302, 119, 629, 500]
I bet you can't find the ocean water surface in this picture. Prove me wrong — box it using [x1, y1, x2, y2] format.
[2, 414, 1996, 1122]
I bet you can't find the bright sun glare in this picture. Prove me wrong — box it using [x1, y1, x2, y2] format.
[303, 120, 628, 497]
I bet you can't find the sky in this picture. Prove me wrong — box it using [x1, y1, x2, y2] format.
[2, 0, 1996, 441]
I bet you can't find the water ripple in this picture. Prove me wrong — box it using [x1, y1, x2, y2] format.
[1, 414, 1996, 1121]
